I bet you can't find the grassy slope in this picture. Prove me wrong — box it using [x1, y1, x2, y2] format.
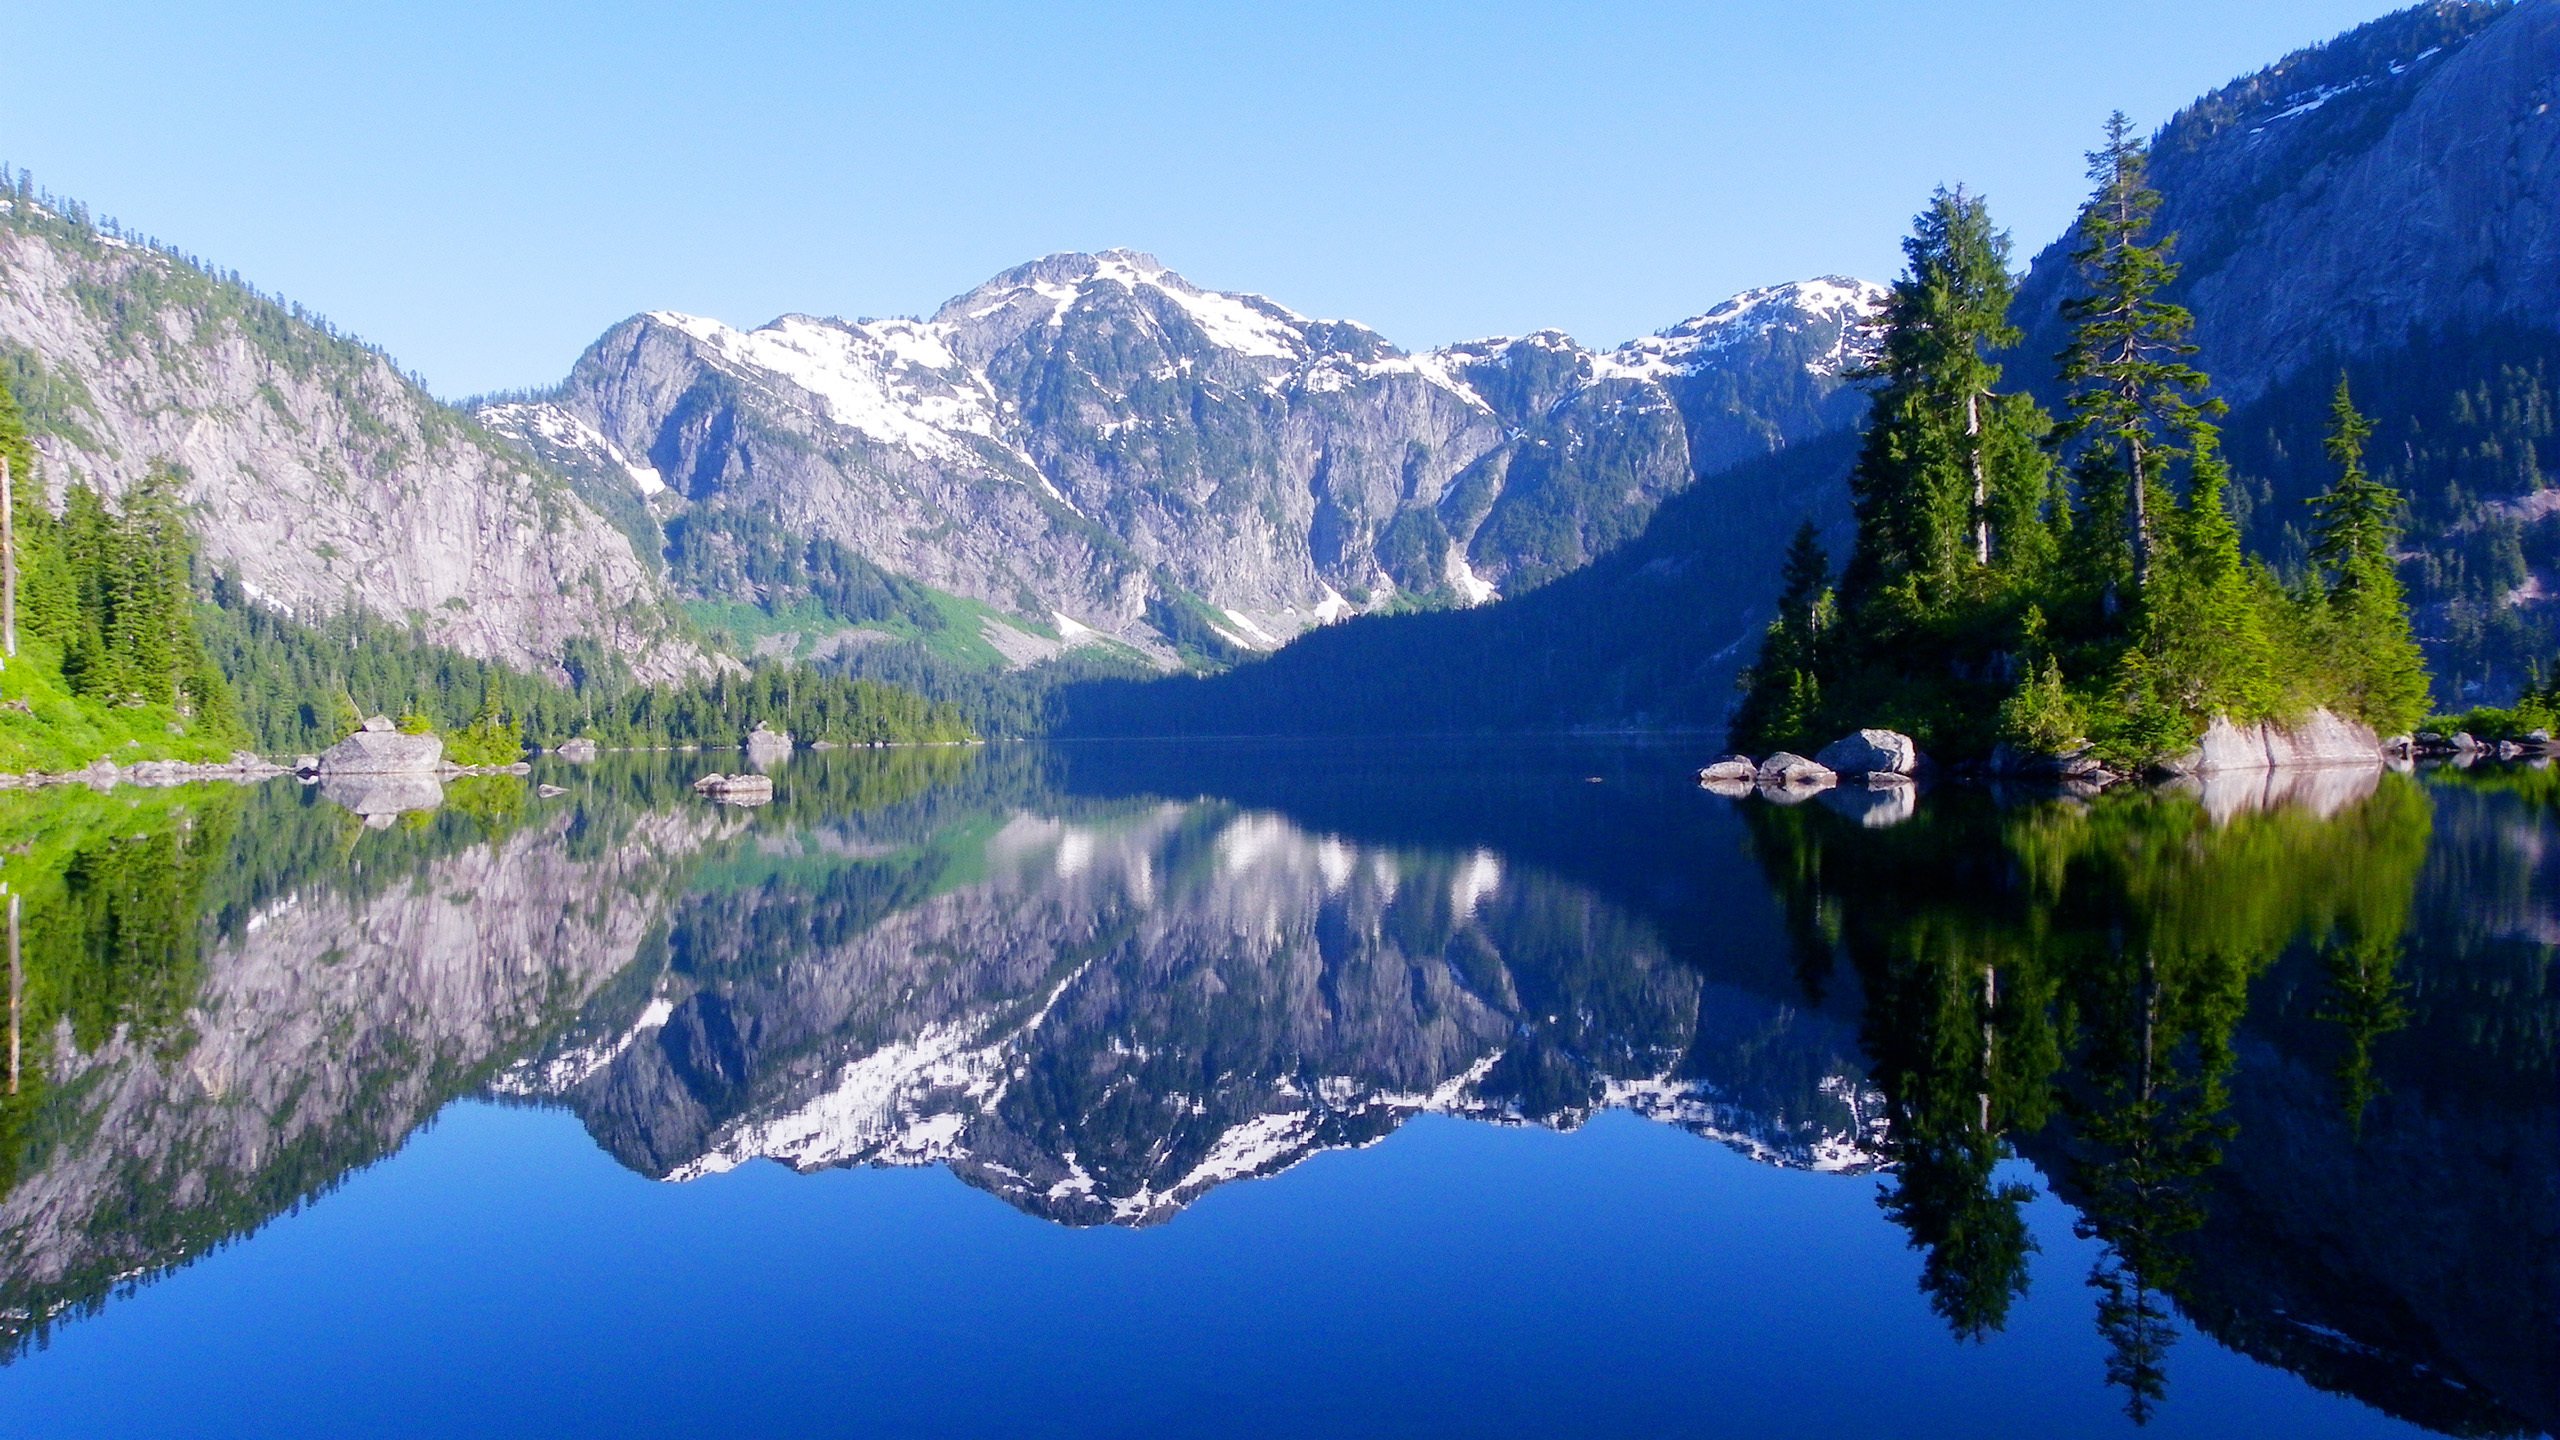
[0, 638, 239, 772]
[686, 583, 1151, 675]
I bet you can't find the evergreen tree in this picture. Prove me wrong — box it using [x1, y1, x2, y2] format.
[58, 486, 118, 696]
[1732, 522, 1834, 751]
[2306, 378, 2432, 734]
[1729, 138, 2431, 769]
[2056, 113, 2218, 615]
[2112, 431, 2277, 750]
[109, 464, 191, 706]
[1845, 187, 2051, 613]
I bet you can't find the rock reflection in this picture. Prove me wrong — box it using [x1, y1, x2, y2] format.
[318, 770, 446, 824]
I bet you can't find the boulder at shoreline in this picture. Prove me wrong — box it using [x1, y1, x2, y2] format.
[1697, 755, 1757, 784]
[1756, 752, 1836, 789]
[318, 716, 443, 776]
[1815, 729, 1920, 779]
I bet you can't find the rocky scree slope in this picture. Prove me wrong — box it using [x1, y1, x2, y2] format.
[0, 193, 702, 684]
[484, 253, 1880, 663]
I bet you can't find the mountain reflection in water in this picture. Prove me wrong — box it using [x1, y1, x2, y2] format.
[0, 743, 2549, 1438]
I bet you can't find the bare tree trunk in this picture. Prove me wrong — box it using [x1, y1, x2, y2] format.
[2129, 434, 2151, 589]
[1, 453, 14, 669]
[8, 890, 19, 1096]
[1969, 390, 1991, 565]
[1979, 963, 1998, 1133]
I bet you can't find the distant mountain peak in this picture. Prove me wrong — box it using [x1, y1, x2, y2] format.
[933, 249, 1312, 360]
[1606, 275, 1885, 381]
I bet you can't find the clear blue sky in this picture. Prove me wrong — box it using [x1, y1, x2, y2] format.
[3, 1, 2400, 398]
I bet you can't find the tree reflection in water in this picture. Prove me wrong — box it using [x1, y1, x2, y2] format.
[1747, 776, 2436, 1423]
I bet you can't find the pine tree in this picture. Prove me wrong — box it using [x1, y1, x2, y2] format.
[2307, 378, 2431, 734]
[1845, 187, 2050, 614]
[1732, 522, 1835, 750]
[2056, 113, 2218, 614]
[59, 485, 119, 697]
[2114, 430, 2276, 745]
[110, 464, 192, 706]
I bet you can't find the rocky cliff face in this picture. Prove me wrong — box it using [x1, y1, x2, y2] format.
[0, 194, 702, 683]
[2012, 0, 2552, 406]
[490, 255, 1879, 659]
[520, 797, 1881, 1225]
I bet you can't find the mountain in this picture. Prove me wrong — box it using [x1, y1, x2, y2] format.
[1057, 431, 1857, 736]
[483, 254, 1880, 664]
[2010, 0, 2551, 409]
[1065, 0, 2560, 735]
[0, 186, 702, 684]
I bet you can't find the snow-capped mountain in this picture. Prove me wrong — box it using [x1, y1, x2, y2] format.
[485, 254, 1880, 663]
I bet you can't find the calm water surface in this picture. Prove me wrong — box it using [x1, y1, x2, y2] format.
[0, 741, 2548, 1438]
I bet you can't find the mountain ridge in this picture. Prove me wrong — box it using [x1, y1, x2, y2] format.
[0, 187, 705, 686]
[482, 254, 1883, 664]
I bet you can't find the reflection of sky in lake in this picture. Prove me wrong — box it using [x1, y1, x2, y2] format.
[0, 742, 2544, 1439]
[1, 1105, 2430, 1439]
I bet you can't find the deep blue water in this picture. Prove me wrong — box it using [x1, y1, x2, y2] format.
[0, 741, 2547, 1438]
[4, 1107, 2435, 1440]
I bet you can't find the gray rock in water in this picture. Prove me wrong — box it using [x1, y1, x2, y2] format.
[2451, 731, 2482, 753]
[1814, 729, 1919, 778]
[318, 720, 444, 776]
[693, 772, 775, 806]
[1755, 752, 1836, 789]
[553, 737, 601, 763]
[743, 723, 794, 772]
[1696, 755, 1757, 784]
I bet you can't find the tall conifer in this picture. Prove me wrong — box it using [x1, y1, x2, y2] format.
[2308, 379, 2431, 733]
[1846, 188, 2048, 614]
[2056, 113, 2217, 612]
[1732, 522, 1834, 751]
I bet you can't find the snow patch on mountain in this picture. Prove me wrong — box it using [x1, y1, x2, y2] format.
[480, 401, 667, 495]
[648, 311, 1005, 463]
[1606, 276, 1886, 380]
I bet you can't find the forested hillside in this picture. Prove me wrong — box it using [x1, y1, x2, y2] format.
[2009, 0, 2560, 699]
[1055, 431, 1857, 736]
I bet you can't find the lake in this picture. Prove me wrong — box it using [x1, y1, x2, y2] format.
[0, 741, 2549, 1438]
